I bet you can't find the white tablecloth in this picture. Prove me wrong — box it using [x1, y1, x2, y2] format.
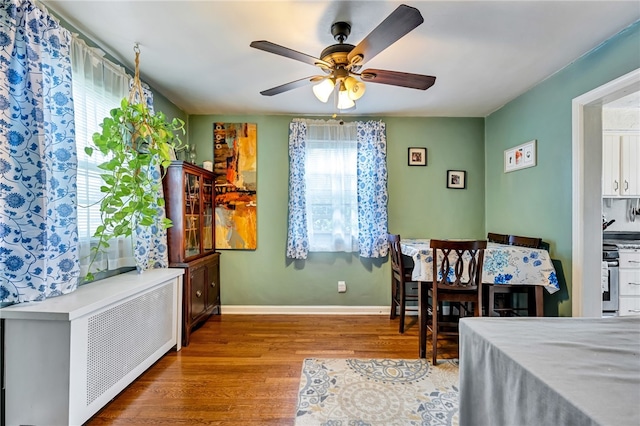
[401, 239, 560, 294]
[459, 316, 640, 426]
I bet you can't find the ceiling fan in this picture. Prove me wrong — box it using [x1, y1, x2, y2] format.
[250, 4, 436, 111]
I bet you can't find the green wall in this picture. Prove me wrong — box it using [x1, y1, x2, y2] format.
[153, 91, 188, 135]
[189, 115, 484, 306]
[485, 21, 640, 316]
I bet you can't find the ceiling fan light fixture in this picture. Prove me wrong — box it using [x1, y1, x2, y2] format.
[312, 78, 335, 103]
[337, 82, 356, 110]
[344, 76, 366, 100]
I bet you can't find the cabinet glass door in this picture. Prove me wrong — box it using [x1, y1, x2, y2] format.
[185, 172, 201, 258]
[202, 176, 214, 252]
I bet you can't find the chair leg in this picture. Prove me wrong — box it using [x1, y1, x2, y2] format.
[390, 281, 398, 320]
[488, 285, 496, 317]
[399, 282, 407, 333]
[533, 286, 543, 316]
[432, 297, 438, 365]
[419, 282, 428, 358]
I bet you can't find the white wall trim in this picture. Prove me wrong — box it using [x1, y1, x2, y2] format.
[222, 305, 390, 315]
[572, 68, 640, 317]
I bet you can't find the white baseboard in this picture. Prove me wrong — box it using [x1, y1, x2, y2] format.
[221, 305, 390, 315]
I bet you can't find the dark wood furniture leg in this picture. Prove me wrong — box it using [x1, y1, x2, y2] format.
[487, 284, 494, 316]
[533, 286, 543, 317]
[419, 281, 428, 358]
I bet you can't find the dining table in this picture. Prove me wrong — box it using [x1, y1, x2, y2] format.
[400, 238, 560, 358]
[458, 316, 640, 426]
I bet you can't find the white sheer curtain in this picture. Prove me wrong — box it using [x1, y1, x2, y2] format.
[71, 37, 135, 277]
[304, 119, 359, 252]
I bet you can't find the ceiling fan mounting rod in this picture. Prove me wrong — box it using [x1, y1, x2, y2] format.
[331, 22, 351, 43]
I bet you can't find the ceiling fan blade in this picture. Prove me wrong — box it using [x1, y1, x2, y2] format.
[360, 69, 436, 90]
[250, 40, 332, 68]
[348, 4, 423, 64]
[259, 76, 317, 96]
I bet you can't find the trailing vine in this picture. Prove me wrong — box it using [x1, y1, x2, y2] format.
[83, 46, 185, 280]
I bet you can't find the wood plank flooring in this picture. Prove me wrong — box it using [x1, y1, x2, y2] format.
[85, 314, 457, 425]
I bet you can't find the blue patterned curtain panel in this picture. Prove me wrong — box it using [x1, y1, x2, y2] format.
[0, 0, 80, 304]
[286, 120, 309, 259]
[357, 120, 389, 258]
[128, 80, 170, 272]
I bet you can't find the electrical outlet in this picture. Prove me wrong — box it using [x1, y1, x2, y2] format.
[338, 280, 347, 293]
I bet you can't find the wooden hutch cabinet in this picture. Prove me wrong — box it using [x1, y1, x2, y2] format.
[163, 161, 220, 346]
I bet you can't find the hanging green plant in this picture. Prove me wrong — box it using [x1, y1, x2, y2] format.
[84, 46, 185, 280]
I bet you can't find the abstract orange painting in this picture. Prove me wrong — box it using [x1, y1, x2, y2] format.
[213, 123, 257, 249]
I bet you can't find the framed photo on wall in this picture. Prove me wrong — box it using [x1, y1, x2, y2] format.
[447, 170, 466, 189]
[408, 147, 427, 166]
[504, 139, 537, 173]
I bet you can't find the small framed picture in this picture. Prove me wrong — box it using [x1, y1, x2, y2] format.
[504, 139, 537, 173]
[408, 147, 427, 166]
[447, 170, 466, 189]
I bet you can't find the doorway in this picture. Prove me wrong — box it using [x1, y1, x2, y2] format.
[572, 68, 640, 317]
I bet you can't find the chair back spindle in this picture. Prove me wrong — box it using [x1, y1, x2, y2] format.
[434, 247, 483, 290]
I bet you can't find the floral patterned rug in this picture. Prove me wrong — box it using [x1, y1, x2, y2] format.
[294, 358, 459, 426]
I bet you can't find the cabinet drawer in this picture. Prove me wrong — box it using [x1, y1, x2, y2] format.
[618, 249, 640, 268]
[618, 296, 640, 316]
[619, 270, 640, 296]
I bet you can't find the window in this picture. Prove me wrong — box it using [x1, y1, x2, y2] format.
[305, 126, 359, 252]
[71, 39, 134, 277]
[287, 119, 389, 260]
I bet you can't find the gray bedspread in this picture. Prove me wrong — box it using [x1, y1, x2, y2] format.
[459, 316, 640, 426]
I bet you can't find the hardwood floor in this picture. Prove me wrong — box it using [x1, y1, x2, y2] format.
[85, 314, 458, 425]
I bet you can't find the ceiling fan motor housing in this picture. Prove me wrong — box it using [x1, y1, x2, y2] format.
[319, 21, 362, 73]
[320, 44, 355, 66]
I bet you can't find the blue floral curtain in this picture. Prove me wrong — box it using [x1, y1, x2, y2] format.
[286, 119, 309, 259]
[356, 120, 389, 258]
[0, 0, 79, 304]
[128, 78, 170, 272]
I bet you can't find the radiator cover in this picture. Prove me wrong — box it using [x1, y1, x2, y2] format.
[2, 268, 183, 426]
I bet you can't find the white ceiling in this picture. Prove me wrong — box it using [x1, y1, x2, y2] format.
[42, 0, 640, 117]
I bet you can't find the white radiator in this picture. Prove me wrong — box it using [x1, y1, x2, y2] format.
[1, 268, 183, 426]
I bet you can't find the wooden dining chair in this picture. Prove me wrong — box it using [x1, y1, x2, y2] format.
[428, 239, 487, 365]
[487, 234, 545, 317]
[508, 234, 541, 248]
[387, 233, 419, 333]
[487, 232, 509, 244]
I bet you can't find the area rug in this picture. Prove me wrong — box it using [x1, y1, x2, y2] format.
[294, 358, 459, 426]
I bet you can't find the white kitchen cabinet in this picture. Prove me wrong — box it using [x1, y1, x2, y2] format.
[618, 249, 640, 316]
[602, 133, 640, 197]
